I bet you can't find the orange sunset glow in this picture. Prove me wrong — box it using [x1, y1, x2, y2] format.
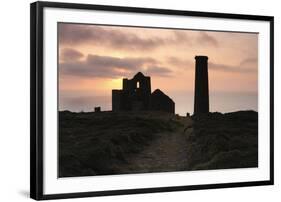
[58, 23, 258, 115]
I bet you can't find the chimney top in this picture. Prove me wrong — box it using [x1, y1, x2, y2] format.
[195, 56, 208, 60]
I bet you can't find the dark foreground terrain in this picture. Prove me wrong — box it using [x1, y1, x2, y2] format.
[188, 111, 258, 170]
[59, 110, 258, 177]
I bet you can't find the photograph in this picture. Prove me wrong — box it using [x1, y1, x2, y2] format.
[30, 1, 274, 199]
[58, 23, 258, 177]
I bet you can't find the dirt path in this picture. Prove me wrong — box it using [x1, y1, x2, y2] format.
[122, 117, 193, 173]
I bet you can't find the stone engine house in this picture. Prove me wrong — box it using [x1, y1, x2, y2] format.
[112, 72, 175, 113]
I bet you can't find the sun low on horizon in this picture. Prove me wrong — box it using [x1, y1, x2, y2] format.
[58, 23, 258, 115]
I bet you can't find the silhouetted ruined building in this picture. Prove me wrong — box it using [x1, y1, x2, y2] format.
[112, 72, 151, 111]
[112, 72, 174, 113]
[194, 56, 209, 115]
[151, 89, 175, 113]
[94, 107, 101, 112]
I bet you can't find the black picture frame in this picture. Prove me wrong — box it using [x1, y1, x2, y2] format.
[30, 1, 274, 200]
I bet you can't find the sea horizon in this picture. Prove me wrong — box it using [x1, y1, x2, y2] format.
[59, 91, 257, 116]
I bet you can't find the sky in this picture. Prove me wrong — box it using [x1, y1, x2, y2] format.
[58, 23, 258, 115]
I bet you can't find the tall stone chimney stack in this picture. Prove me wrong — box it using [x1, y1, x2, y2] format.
[194, 56, 209, 115]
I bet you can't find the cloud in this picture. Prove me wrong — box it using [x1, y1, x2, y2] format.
[59, 24, 221, 52]
[59, 24, 165, 51]
[144, 66, 173, 77]
[60, 54, 172, 78]
[166, 56, 193, 68]
[60, 48, 84, 61]
[239, 57, 257, 66]
[209, 59, 257, 73]
[197, 32, 218, 46]
[171, 31, 193, 45]
[59, 24, 93, 44]
[171, 31, 218, 47]
[86, 55, 156, 70]
[167, 56, 257, 73]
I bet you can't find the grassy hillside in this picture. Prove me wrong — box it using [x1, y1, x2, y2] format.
[59, 110, 258, 177]
[188, 111, 258, 170]
[59, 111, 183, 177]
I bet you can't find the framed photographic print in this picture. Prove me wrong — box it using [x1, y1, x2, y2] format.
[30, 1, 274, 200]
